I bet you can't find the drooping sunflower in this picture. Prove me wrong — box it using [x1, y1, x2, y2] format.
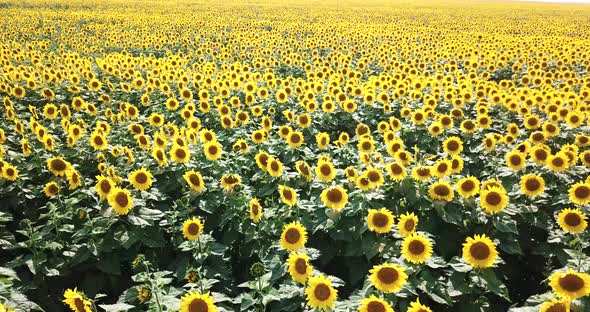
[401, 233, 433, 264]
[170, 144, 190, 163]
[128, 168, 153, 191]
[182, 217, 204, 240]
[305, 274, 338, 311]
[568, 182, 590, 206]
[320, 186, 348, 212]
[519, 174, 545, 197]
[266, 157, 284, 178]
[179, 291, 217, 312]
[44, 181, 60, 198]
[549, 269, 590, 300]
[249, 198, 263, 223]
[357, 295, 394, 312]
[280, 222, 307, 251]
[505, 150, 526, 171]
[397, 212, 418, 237]
[442, 136, 463, 155]
[456, 176, 480, 198]
[95, 176, 114, 200]
[107, 187, 134, 215]
[479, 186, 509, 214]
[428, 180, 454, 202]
[183, 170, 205, 193]
[220, 174, 241, 191]
[369, 263, 408, 293]
[287, 252, 313, 284]
[204, 140, 222, 161]
[367, 208, 395, 234]
[47, 157, 70, 176]
[66, 169, 82, 190]
[557, 208, 588, 234]
[278, 185, 297, 207]
[462, 234, 498, 269]
[63, 288, 92, 312]
[539, 298, 569, 312]
[315, 159, 336, 182]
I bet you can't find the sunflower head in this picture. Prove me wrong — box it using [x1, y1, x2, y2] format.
[278, 185, 297, 207]
[401, 233, 433, 264]
[287, 252, 312, 284]
[182, 217, 204, 240]
[462, 234, 498, 269]
[557, 208, 588, 234]
[128, 168, 153, 191]
[397, 212, 419, 237]
[549, 269, 590, 300]
[456, 176, 480, 198]
[539, 297, 569, 312]
[568, 182, 590, 206]
[519, 174, 545, 198]
[358, 295, 394, 312]
[107, 187, 134, 215]
[249, 198, 263, 223]
[320, 186, 348, 212]
[369, 263, 408, 293]
[479, 186, 509, 214]
[407, 298, 432, 312]
[428, 180, 454, 202]
[280, 222, 307, 251]
[179, 291, 217, 312]
[63, 288, 92, 312]
[367, 208, 395, 234]
[305, 274, 338, 311]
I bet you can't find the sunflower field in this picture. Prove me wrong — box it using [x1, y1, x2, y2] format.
[1, 0, 590, 311]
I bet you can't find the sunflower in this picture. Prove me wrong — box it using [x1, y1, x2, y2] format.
[428, 180, 454, 201]
[181, 171, 204, 193]
[278, 185, 297, 207]
[107, 187, 134, 215]
[249, 198, 263, 223]
[369, 263, 408, 293]
[221, 174, 241, 191]
[397, 212, 418, 237]
[357, 295, 394, 312]
[530, 144, 551, 164]
[287, 131, 304, 148]
[505, 150, 526, 171]
[356, 175, 372, 191]
[316, 132, 330, 149]
[367, 208, 395, 234]
[63, 288, 92, 312]
[557, 208, 588, 234]
[549, 269, 590, 300]
[128, 168, 153, 191]
[411, 166, 432, 181]
[401, 233, 433, 264]
[539, 298, 569, 312]
[47, 157, 69, 176]
[287, 252, 312, 284]
[204, 141, 222, 161]
[320, 186, 348, 211]
[568, 182, 590, 206]
[90, 132, 108, 150]
[267, 157, 284, 178]
[295, 160, 313, 181]
[432, 159, 452, 178]
[152, 148, 168, 166]
[443, 136, 463, 155]
[44, 181, 60, 198]
[462, 234, 498, 269]
[519, 174, 545, 197]
[1, 164, 18, 181]
[95, 176, 114, 199]
[358, 138, 375, 154]
[182, 217, 204, 240]
[480, 186, 508, 214]
[66, 169, 82, 190]
[0, 302, 15, 312]
[179, 291, 217, 312]
[315, 160, 336, 182]
[547, 152, 569, 172]
[305, 274, 338, 311]
[386, 162, 407, 181]
[170, 144, 190, 163]
[280, 222, 307, 251]
[365, 167, 385, 188]
[456, 176, 480, 198]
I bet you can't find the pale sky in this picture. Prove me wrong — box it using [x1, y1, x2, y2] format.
[518, 0, 590, 2]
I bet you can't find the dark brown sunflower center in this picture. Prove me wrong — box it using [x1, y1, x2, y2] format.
[408, 240, 425, 255]
[535, 149, 548, 160]
[115, 192, 129, 207]
[207, 146, 218, 155]
[485, 192, 501, 206]
[390, 164, 403, 175]
[552, 157, 564, 167]
[251, 204, 259, 215]
[437, 163, 448, 173]
[574, 186, 590, 199]
[372, 212, 389, 228]
[326, 189, 343, 203]
[417, 168, 430, 176]
[100, 180, 111, 193]
[298, 164, 310, 175]
[285, 228, 301, 244]
[461, 180, 475, 192]
[176, 148, 187, 159]
[290, 134, 301, 144]
[470, 242, 490, 260]
[48, 184, 58, 194]
[558, 274, 584, 292]
[367, 301, 386, 312]
[362, 142, 372, 150]
[188, 298, 208, 312]
[404, 219, 415, 232]
[74, 297, 86, 312]
[314, 284, 331, 301]
[282, 189, 293, 200]
[434, 185, 450, 196]
[525, 178, 541, 191]
[294, 258, 307, 275]
[447, 140, 459, 151]
[545, 302, 567, 312]
[188, 223, 200, 236]
[509, 155, 522, 166]
[377, 267, 399, 284]
[320, 164, 331, 176]
[51, 159, 67, 171]
[135, 173, 148, 184]
[224, 175, 238, 184]
[564, 213, 581, 226]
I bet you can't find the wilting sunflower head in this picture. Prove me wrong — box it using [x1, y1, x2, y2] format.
[462, 234, 498, 269]
[367, 208, 395, 234]
[556, 208, 588, 234]
[304, 274, 338, 311]
[369, 263, 408, 293]
[549, 269, 590, 300]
